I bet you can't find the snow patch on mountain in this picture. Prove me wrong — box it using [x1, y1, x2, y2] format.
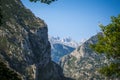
[49, 36, 80, 48]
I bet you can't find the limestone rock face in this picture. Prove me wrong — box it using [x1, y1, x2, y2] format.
[0, 0, 68, 80]
[60, 33, 118, 80]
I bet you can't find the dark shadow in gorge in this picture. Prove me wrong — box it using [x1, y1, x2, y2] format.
[38, 61, 75, 80]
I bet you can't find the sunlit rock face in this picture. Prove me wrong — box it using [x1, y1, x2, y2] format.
[60, 33, 118, 80]
[0, 0, 69, 80]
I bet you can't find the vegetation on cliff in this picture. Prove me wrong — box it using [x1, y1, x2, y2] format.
[91, 15, 120, 77]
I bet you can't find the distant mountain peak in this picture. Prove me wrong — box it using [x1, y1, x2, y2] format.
[49, 36, 79, 48]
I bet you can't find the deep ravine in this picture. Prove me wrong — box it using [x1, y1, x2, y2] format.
[0, 0, 73, 80]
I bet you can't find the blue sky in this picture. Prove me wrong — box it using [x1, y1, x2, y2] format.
[21, 0, 120, 42]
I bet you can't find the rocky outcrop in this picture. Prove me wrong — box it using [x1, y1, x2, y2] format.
[60, 33, 119, 80]
[0, 0, 71, 80]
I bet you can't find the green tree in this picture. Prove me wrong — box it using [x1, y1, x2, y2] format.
[0, 60, 22, 80]
[91, 15, 120, 78]
[29, 0, 57, 4]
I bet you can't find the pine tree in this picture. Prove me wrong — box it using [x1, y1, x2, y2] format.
[91, 15, 120, 78]
[29, 0, 56, 4]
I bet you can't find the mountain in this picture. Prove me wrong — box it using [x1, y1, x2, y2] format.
[60, 33, 119, 80]
[49, 36, 79, 48]
[0, 0, 73, 80]
[49, 36, 79, 63]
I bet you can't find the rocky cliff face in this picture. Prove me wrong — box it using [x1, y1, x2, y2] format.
[0, 0, 70, 80]
[60, 33, 118, 80]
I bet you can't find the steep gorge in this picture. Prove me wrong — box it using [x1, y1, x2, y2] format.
[0, 0, 72, 80]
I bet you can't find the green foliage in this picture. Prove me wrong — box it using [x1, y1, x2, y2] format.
[91, 15, 120, 77]
[0, 60, 22, 80]
[29, 0, 57, 4]
[99, 63, 120, 77]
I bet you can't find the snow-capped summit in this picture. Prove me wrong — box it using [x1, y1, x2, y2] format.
[62, 37, 72, 42]
[49, 36, 79, 48]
